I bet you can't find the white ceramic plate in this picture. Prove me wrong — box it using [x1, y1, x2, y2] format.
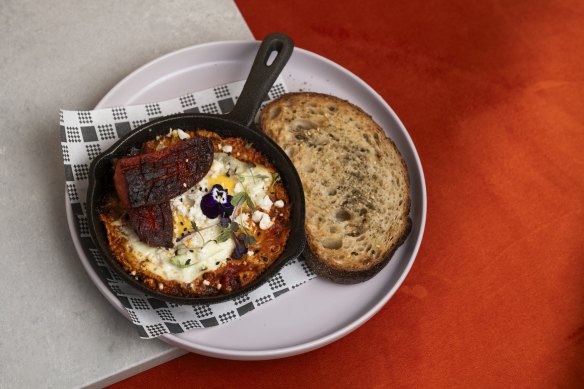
[67, 40, 426, 360]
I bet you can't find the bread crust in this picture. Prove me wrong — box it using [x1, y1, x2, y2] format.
[302, 218, 411, 283]
[260, 92, 411, 283]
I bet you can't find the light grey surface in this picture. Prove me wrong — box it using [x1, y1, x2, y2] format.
[0, 0, 252, 387]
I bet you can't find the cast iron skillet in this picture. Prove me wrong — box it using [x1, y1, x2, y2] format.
[87, 33, 305, 304]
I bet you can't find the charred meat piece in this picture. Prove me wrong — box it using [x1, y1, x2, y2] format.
[127, 202, 174, 248]
[114, 137, 214, 208]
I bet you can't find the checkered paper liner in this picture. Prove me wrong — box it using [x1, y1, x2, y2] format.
[60, 78, 315, 339]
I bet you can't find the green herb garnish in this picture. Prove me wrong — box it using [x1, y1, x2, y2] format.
[235, 167, 269, 183]
[241, 233, 256, 246]
[269, 172, 281, 191]
[215, 228, 232, 243]
[191, 221, 206, 246]
[170, 256, 195, 268]
[230, 191, 255, 210]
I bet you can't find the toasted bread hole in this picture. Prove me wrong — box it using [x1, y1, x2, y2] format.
[328, 188, 337, 196]
[347, 226, 364, 237]
[335, 209, 352, 222]
[351, 251, 358, 256]
[322, 237, 343, 250]
[268, 106, 281, 120]
[292, 119, 317, 131]
[329, 226, 338, 234]
[284, 146, 295, 158]
[302, 165, 315, 173]
[328, 105, 337, 112]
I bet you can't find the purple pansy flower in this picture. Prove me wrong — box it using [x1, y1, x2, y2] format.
[200, 184, 234, 219]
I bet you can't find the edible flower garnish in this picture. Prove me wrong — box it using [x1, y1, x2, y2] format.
[232, 235, 248, 259]
[200, 184, 234, 219]
[192, 175, 261, 263]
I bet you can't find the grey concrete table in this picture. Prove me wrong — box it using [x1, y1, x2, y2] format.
[0, 1, 252, 387]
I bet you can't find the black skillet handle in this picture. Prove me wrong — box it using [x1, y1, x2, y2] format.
[225, 33, 294, 128]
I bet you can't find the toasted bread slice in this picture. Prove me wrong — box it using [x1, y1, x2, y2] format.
[260, 92, 411, 283]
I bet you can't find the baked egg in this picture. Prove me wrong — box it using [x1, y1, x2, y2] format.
[100, 129, 291, 297]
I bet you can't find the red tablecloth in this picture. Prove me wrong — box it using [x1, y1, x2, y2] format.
[111, 0, 584, 386]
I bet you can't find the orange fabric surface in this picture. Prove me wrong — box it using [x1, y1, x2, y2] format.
[111, 0, 584, 387]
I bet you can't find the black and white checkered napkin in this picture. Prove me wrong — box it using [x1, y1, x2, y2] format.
[60, 79, 315, 339]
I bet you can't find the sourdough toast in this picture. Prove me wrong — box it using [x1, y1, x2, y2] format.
[260, 92, 411, 283]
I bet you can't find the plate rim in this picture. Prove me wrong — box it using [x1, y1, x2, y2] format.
[70, 39, 427, 359]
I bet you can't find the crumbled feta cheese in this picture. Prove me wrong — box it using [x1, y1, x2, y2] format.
[173, 197, 189, 216]
[252, 210, 264, 223]
[240, 212, 251, 229]
[188, 203, 205, 221]
[209, 159, 225, 178]
[274, 200, 285, 208]
[223, 145, 233, 153]
[177, 129, 190, 140]
[259, 213, 273, 230]
[257, 195, 273, 211]
[158, 283, 164, 290]
[234, 182, 244, 194]
[247, 250, 254, 256]
[203, 279, 210, 286]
